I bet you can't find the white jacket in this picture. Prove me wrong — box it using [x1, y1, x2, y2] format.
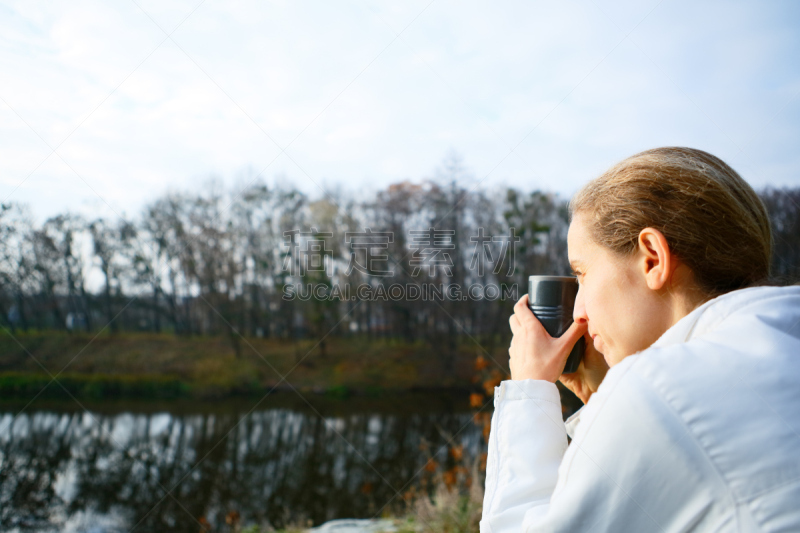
[481, 285, 800, 532]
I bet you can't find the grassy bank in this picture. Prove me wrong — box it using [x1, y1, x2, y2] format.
[0, 330, 507, 400]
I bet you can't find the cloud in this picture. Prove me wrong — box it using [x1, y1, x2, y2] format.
[1, 0, 798, 222]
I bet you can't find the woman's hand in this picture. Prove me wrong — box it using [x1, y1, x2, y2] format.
[508, 294, 588, 383]
[558, 332, 609, 404]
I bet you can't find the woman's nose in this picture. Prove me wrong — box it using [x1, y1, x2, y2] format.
[573, 286, 588, 324]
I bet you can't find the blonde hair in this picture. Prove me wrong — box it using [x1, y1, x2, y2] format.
[569, 147, 772, 297]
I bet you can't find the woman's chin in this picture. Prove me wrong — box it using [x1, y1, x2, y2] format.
[603, 348, 636, 368]
[592, 335, 603, 353]
[595, 341, 618, 366]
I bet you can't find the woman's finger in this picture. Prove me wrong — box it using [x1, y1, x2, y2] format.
[513, 294, 538, 329]
[559, 319, 588, 350]
[509, 314, 520, 334]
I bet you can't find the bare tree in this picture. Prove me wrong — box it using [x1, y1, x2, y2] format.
[36, 214, 91, 331]
[89, 218, 136, 332]
[0, 203, 37, 331]
[760, 188, 800, 284]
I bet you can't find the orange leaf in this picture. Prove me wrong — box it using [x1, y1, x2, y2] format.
[443, 469, 457, 489]
[469, 393, 484, 408]
[449, 445, 464, 461]
[483, 377, 502, 396]
[225, 511, 240, 525]
[424, 459, 438, 472]
[475, 355, 490, 371]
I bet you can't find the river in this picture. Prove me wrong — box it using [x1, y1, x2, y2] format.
[0, 392, 483, 532]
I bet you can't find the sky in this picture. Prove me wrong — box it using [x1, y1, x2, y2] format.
[1, 0, 799, 223]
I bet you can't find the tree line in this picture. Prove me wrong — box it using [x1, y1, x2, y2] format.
[2, 158, 798, 355]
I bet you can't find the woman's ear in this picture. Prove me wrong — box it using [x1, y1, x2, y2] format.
[637, 227, 673, 290]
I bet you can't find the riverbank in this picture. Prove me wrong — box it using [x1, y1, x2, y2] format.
[0, 330, 506, 400]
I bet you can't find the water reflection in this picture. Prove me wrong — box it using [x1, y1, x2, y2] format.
[0, 394, 482, 532]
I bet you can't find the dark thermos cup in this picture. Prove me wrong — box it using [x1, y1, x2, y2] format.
[527, 275, 584, 374]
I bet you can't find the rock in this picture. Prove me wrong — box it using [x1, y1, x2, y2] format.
[310, 518, 398, 532]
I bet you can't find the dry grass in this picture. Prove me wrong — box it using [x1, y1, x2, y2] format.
[396, 486, 483, 532]
[0, 331, 503, 398]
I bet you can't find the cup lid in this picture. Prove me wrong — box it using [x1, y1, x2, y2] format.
[528, 275, 578, 307]
[527, 275, 576, 282]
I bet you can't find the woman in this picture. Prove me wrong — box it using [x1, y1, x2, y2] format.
[480, 147, 800, 532]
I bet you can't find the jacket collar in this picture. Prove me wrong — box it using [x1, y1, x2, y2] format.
[651, 285, 800, 349]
